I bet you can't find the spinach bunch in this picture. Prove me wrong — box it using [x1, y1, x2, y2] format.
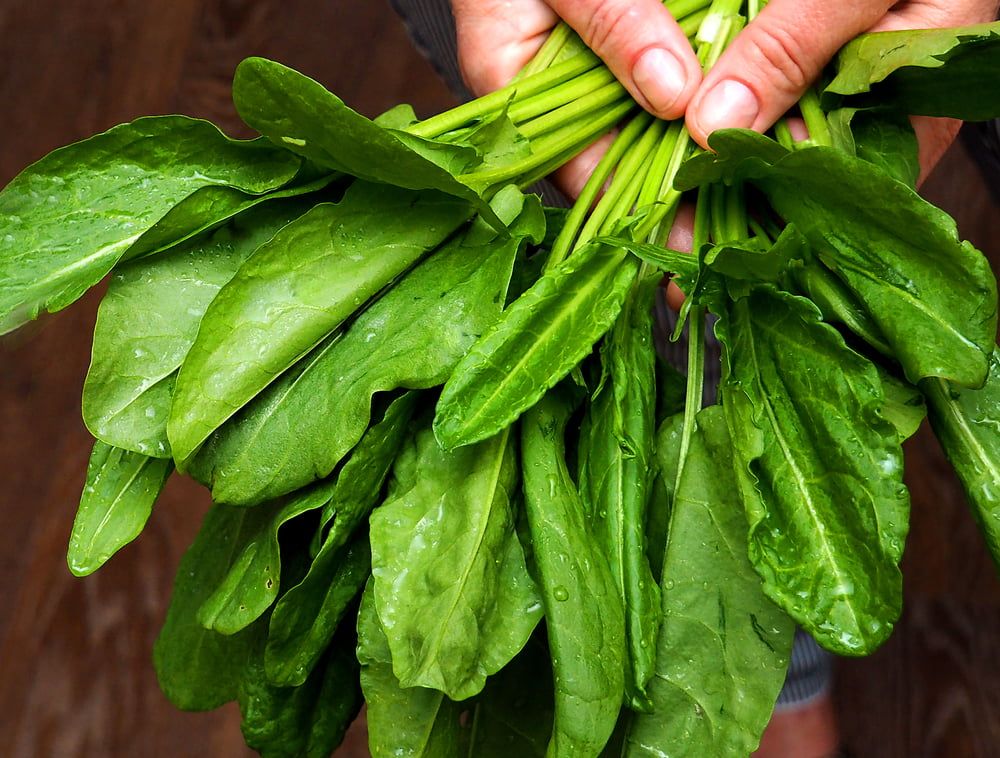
[3, 0, 1000, 754]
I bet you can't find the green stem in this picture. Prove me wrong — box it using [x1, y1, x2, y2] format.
[467, 99, 633, 190]
[799, 88, 833, 147]
[575, 119, 666, 247]
[515, 23, 577, 79]
[549, 113, 652, 268]
[518, 81, 627, 139]
[508, 67, 616, 125]
[671, 187, 711, 498]
[409, 53, 599, 139]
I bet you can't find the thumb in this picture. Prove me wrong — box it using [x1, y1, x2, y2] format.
[547, 0, 703, 120]
[686, 0, 893, 148]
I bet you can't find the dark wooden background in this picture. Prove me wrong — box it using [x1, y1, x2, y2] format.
[0, 1, 998, 756]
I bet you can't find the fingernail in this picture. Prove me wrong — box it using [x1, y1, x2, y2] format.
[697, 80, 759, 135]
[633, 48, 688, 116]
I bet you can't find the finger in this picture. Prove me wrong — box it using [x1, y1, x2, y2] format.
[546, 0, 702, 120]
[665, 202, 696, 311]
[686, 0, 894, 148]
[913, 116, 962, 186]
[452, 0, 558, 94]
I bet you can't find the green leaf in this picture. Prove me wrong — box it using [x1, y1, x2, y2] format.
[879, 370, 926, 443]
[153, 505, 269, 710]
[0, 116, 301, 334]
[185, 187, 536, 505]
[594, 237, 699, 278]
[121, 172, 334, 262]
[521, 389, 625, 756]
[82, 199, 312, 458]
[369, 423, 542, 700]
[850, 111, 920, 188]
[466, 634, 554, 757]
[435, 243, 639, 449]
[923, 351, 1000, 566]
[625, 407, 794, 757]
[825, 22, 1000, 120]
[791, 261, 892, 357]
[196, 483, 337, 636]
[264, 536, 370, 688]
[239, 632, 362, 758]
[718, 287, 909, 655]
[232, 57, 504, 225]
[66, 441, 172, 576]
[580, 272, 661, 709]
[168, 181, 471, 465]
[357, 582, 465, 758]
[687, 130, 998, 387]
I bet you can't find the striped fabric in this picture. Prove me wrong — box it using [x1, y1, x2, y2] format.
[391, 0, 833, 711]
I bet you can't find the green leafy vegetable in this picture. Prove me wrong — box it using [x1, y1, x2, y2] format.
[521, 389, 625, 756]
[168, 181, 471, 465]
[923, 352, 1000, 565]
[67, 441, 172, 576]
[435, 243, 639, 449]
[580, 272, 661, 709]
[682, 130, 998, 387]
[357, 582, 464, 758]
[369, 422, 541, 700]
[83, 199, 312, 457]
[625, 407, 794, 757]
[153, 505, 269, 711]
[718, 287, 909, 655]
[265, 394, 416, 687]
[826, 22, 1000, 120]
[0, 116, 301, 334]
[232, 57, 505, 224]
[239, 632, 362, 758]
[186, 186, 537, 505]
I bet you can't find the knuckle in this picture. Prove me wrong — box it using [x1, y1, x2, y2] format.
[743, 23, 812, 95]
[582, 0, 633, 61]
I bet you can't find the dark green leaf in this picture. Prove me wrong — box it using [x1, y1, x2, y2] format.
[186, 187, 537, 505]
[83, 199, 312, 457]
[153, 506, 269, 710]
[369, 423, 541, 700]
[825, 22, 1000, 120]
[239, 631, 362, 758]
[625, 407, 794, 757]
[264, 536, 370, 688]
[687, 130, 998, 387]
[923, 351, 1000, 566]
[467, 634, 554, 757]
[232, 57, 505, 225]
[196, 483, 336, 636]
[263, 393, 415, 686]
[435, 243, 639, 449]
[0, 116, 300, 334]
[594, 237, 699, 278]
[168, 181, 471, 465]
[718, 287, 909, 655]
[580, 272, 661, 709]
[791, 261, 892, 357]
[67, 441, 172, 576]
[850, 111, 920, 188]
[521, 389, 625, 756]
[357, 582, 465, 758]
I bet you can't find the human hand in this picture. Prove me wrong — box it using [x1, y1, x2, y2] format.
[685, 0, 1000, 182]
[451, 0, 703, 196]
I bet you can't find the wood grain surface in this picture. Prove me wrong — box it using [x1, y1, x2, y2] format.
[1, 1, 999, 756]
